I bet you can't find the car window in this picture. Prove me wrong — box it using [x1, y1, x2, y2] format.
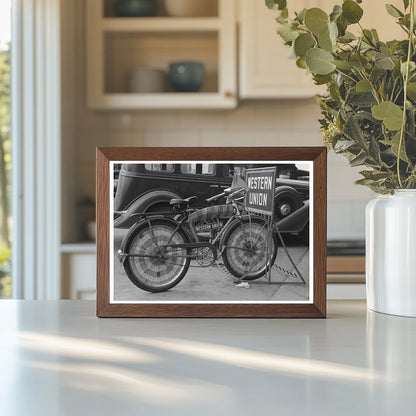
[180, 163, 216, 175]
[144, 163, 175, 172]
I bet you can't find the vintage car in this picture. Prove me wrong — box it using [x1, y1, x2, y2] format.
[113, 163, 309, 238]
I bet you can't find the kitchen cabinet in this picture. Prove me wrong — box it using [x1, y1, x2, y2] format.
[61, 245, 96, 300]
[238, 0, 404, 99]
[86, 0, 237, 109]
[239, 0, 325, 99]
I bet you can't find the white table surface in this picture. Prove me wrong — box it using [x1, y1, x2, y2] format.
[0, 300, 415, 416]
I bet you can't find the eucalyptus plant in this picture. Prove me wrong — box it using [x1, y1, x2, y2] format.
[266, 0, 416, 193]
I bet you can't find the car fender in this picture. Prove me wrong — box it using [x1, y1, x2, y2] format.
[274, 186, 303, 220]
[276, 200, 309, 234]
[114, 190, 181, 229]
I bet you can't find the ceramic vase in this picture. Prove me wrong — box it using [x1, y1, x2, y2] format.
[366, 190, 416, 317]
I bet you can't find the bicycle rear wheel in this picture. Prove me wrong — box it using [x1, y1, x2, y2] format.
[221, 216, 277, 280]
[123, 219, 190, 292]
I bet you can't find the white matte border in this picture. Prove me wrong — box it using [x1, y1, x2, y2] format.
[109, 161, 314, 304]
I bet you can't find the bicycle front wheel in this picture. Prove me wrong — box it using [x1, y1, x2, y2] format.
[221, 216, 277, 280]
[123, 219, 190, 293]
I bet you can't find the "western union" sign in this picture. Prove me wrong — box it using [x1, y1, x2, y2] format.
[245, 167, 276, 216]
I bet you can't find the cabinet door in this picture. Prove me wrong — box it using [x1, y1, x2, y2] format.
[239, 0, 326, 99]
[239, 0, 405, 100]
[62, 253, 96, 300]
[358, 0, 404, 41]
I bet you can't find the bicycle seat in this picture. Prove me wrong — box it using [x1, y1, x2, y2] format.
[169, 196, 198, 207]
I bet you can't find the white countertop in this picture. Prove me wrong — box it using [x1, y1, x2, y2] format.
[0, 300, 415, 415]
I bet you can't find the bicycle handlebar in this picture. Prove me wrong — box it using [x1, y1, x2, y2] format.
[205, 192, 225, 204]
[205, 188, 246, 204]
[229, 188, 246, 200]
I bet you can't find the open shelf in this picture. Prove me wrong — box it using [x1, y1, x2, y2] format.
[104, 31, 218, 94]
[104, 0, 219, 18]
[87, 0, 236, 109]
[61, 242, 96, 254]
[102, 17, 221, 31]
[90, 92, 234, 109]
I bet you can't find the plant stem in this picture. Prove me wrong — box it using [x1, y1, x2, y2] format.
[397, 0, 415, 188]
[359, 69, 381, 104]
[334, 68, 358, 84]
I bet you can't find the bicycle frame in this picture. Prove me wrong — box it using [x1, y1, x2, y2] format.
[118, 195, 251, 265]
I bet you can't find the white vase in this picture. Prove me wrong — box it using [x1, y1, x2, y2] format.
[366, 190, 416, 317]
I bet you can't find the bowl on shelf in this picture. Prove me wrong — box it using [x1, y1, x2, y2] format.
[168, 62, 205, 92]
[164, 0, 218, 17]
[114, 0, 158, 17]
[128, 68, 167, 93]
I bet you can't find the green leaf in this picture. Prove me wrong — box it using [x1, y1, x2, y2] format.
[369, 136, 382, 163]
[328, 21, 338, 44]
[344, 114, 367, 147]
[378, 78, 386, 100]
[375, 55, 395, 70]
[360, 170, 391, 180]
[294, 33, 316, 58]
[330, 5, 342, 22]
[336, 15, 348, 36]
[348, 92, 377, 107]
[277, 23, 299, 43]
[304, 8, 329, 35]
[371, 29, 380, 42]
[350, 54, 368, 70]
[339, 31, 356, 43]
[266, 0, 287, 11]
[372, 101, 404, 131]
[407, 82, 416, 99]
[342, 1, 364, 24]
[318, 27, 334, 52]
[334, 140, 355, 152]
[387, 132, 409, 162]
[401, 61, 416, 76]
[363, 29, 376, 46]
[333, 60, 353, 70]
[385, 4, 404, 18]
[296, 8, 307, 23]
[296, 57, 308, 69]
[313, 74, 332, 85]
[350, 152, 368, 167]
[355, 178, 377, 186]
[356, 79, 372, 92]
[403, 0, 410, 10]
[306, 48, 335, 75]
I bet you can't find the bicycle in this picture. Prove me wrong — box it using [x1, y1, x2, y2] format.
[117, 187, 278, 293]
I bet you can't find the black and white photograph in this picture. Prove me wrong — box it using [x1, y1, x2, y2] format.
[110, 161, 313, 304]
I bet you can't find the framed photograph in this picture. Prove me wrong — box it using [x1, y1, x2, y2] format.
[96, 147, 327, 318]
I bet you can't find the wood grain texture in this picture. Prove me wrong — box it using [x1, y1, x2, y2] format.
[96, 147, 327, 318]
[327, 256, 365, 274]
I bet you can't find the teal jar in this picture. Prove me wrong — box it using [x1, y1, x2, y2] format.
[114, 0, 157, 17]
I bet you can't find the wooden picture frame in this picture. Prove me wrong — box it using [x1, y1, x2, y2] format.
[96, 147, 327, 318]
